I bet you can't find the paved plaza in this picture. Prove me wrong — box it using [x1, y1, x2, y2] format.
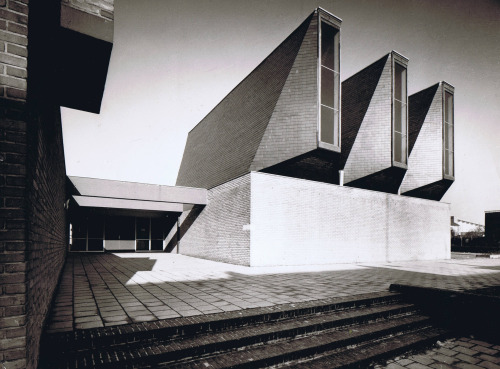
[377, 337, 500, 369]
[46, 253, 500, 333]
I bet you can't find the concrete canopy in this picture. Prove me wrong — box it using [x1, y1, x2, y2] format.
[67, 176, 207, 214]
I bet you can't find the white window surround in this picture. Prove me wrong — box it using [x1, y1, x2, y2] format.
[318, 10, 341, 152]
[391, 51, 409, 168]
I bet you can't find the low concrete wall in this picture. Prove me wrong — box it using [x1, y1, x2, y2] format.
[250, 172, 450, 266]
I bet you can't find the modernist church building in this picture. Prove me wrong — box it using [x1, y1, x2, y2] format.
[67, 8, 455, 266]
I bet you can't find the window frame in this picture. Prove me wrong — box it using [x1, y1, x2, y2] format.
[391, 51, 409, 168]
[69, 212, 104, 252]
[442, 83, 455, 179]
[317, 9, 342, 152]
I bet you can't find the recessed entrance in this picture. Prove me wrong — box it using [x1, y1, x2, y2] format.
[69, 214, 175, 252]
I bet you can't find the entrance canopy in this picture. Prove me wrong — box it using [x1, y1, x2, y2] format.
[68, 176, 207, 212]
[66, 176, 207, 252]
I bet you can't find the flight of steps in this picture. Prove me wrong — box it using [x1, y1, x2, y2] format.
[38, 291, 448, 369]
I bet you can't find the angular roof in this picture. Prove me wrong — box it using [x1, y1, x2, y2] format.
[176, 9, 341, 189]
[340, 54, 389, 167]
[408, 83, 439, 154]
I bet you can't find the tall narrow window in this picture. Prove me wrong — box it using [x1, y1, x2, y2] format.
[393, 62, 407, 164]
[320, 20, 340, 147]
[444, 91, 454, 176]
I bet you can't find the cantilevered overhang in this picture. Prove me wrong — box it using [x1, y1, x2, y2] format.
[67, 176, 207, 214]
[72, 196, 185, 212]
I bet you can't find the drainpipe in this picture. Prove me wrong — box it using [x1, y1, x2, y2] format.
[338, 170, 344, 186]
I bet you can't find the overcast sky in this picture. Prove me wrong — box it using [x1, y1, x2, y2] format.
[61, 0, 500, 225]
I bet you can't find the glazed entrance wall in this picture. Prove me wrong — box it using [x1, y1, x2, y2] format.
[70, 213, 169, 252]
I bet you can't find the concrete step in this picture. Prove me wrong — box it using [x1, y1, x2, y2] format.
[152, 314, 435, 369]
[58, 301, 418, 368]
[41, 291, 401, 353]
[38, 291, 446, 369]
[283, 326, 448, 369]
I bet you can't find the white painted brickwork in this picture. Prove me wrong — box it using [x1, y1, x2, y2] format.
[251, 15, 318, 171]
[180, 174, 251, 265]
[401, 85, 443, 193]
[250, 172, 450, 266]
[180, 173, 450, 267]
[344, 56, 392, 183]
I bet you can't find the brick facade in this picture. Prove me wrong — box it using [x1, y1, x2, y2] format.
[343, 54, 392, 184]
[401, 84, 443, 193]
[176, 15, 312, 190]
[177, 10, 344, 190]
[1, 0, 114, 366]
[250, 14, 318, 172]
[24, 106, 67, 369]
[179, 174, 251, 266]
[400, 82, 455, 200]
[251, 173, 450, 266]
[178, 172, 450, 266]
[0, 0, 28, 102]
[62, 0, 113, 21]
[0, 105, 67, 369]
[0, 102, 28, 369]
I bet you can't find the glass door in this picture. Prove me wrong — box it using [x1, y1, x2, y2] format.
[136, 217, 150, 251]
[150, 218, 164, 251]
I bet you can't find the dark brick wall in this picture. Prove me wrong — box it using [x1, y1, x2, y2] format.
[0, 100, 67, 369]
[24, 105, 67, 369]
[1, 1, 69, 367]
[2, 0, 112, 367]
[0, 0, 29, 102]
[0, 101, 28, 369]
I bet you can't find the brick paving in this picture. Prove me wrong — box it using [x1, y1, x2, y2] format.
[376, 337, 500, 369]
[46, 253, 500, 333]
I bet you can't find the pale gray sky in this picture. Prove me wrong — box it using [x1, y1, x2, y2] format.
[62, 0, 500, 225]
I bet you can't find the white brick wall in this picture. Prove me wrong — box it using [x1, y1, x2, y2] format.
[179, 172, 450, 266]
[180, 174, 251, 265]
[401, 85, 443, 193]
[250, 172, 450, 266]
[343, 56, 392, 183]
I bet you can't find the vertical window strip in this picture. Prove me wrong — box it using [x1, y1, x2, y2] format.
[319, 20, 340, 147]
[444, 91, 454, 176]
[393, 62, 407, 164]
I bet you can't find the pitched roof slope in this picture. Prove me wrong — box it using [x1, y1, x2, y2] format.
[250, 13, 319, 172]
[176, 14, 313, 189]
[408, 83, 439, 154]
[340, 54, 389, 167]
